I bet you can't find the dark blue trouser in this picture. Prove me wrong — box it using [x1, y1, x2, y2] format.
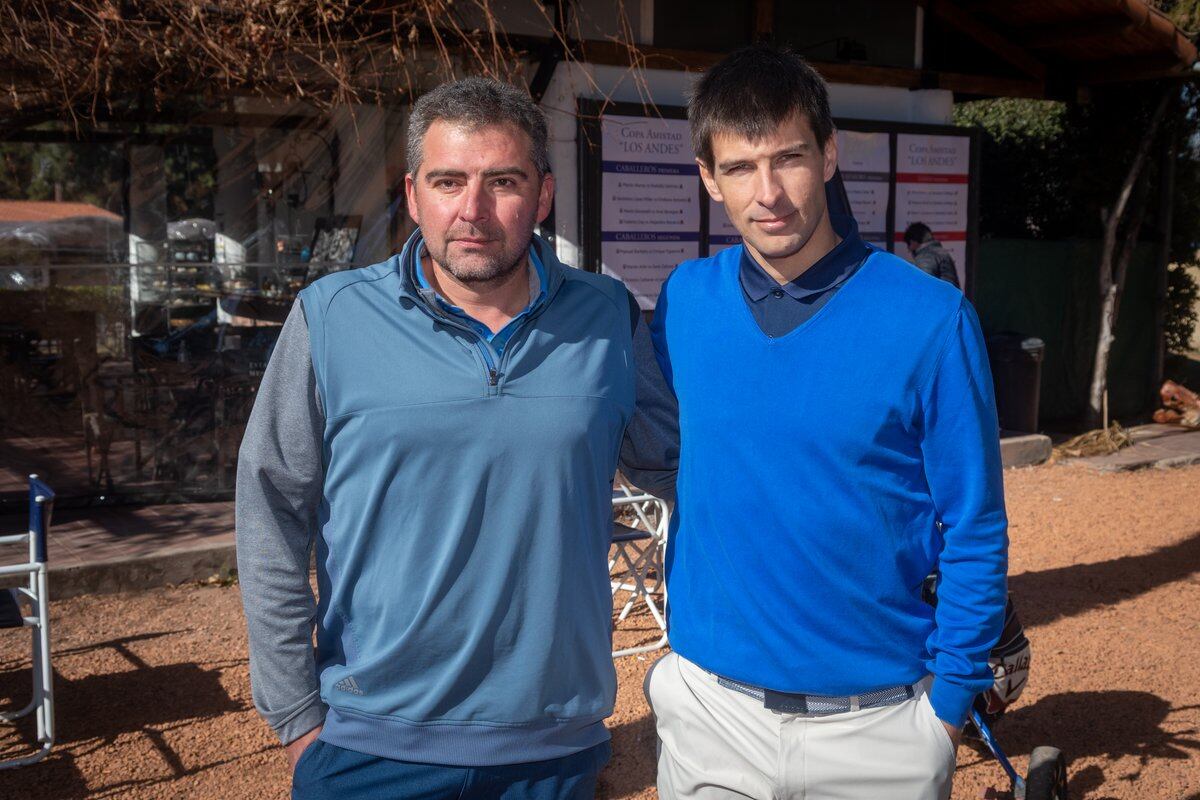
[291, 739, 611, 800]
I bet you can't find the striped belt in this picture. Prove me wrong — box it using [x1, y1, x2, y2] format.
[715, 674, 916, 715]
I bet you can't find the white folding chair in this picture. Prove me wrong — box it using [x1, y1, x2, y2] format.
[0, 474, 55, 768]
[610, 481, 670, 658]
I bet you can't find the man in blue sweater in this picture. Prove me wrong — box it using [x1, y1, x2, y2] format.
[646, 46, 1008, 799]
[236, 78, 677, 799]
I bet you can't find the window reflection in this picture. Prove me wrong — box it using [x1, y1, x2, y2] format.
[0, 114, 406, 508]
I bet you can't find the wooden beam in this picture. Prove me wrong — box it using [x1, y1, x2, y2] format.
[189, 111, 325, 130]
[578, 39, 1046, 98]
[581, 40, 917, 86]
[578, 40, 722, 71]
[925, 0, 1047, 80]
[1078, 52, 1189, 84]
[935, 70, 1046, 99]
[1020, 17, 1134, 50]
[959, 0, 1040, 13]
[754, 0, 775, 42]
[810, 62, 923, 90]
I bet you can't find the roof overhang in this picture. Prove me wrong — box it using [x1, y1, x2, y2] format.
[579, 0, 1197, 101]
[922, 0, 1197, 88]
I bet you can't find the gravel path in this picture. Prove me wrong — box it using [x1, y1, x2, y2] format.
[1, 463, 1198, 799]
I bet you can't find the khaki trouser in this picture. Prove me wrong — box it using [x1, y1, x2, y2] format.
[645, 652, 956, 800]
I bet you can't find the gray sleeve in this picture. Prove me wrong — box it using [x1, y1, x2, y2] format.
[938, 255, 962, 290]
[235, 299, 327, 744]
[619, 315, 679, 501]
[913, 250, 939, 279]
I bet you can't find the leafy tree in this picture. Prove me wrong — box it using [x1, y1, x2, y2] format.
[956, 81, 1200, 423]
[953, 99, 1078, 240]
[1153, 0, 1200, 35]
[0, 142, 125, 213]
[1166, 265, 1199, 355]
[164, 141, 217, 221]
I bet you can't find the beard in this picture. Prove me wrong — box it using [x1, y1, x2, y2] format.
[425, 223, 533, 286]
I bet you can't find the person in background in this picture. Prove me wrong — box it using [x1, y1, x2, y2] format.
[904, 221, 961, 288]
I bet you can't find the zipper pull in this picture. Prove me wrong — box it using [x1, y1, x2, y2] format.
[488, 369, 499, 386]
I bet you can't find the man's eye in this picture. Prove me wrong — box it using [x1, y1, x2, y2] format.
[777, 153, 801, 164]
[435, 180, 458, 190]
[724, 164, 750, 175]
[493, 178, 513, 188]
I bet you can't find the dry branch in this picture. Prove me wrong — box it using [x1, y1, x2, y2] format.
[0, 0, 546, 130]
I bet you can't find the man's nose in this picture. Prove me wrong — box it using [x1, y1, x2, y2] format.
[459, 180, 491, 224]
[754, 167, 786, 210]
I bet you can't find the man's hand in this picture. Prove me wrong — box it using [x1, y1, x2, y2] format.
[942, 721, 962, 751]
[286, 725, 323, 770]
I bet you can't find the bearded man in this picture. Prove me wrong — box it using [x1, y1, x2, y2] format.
[236, 77, 676, 800]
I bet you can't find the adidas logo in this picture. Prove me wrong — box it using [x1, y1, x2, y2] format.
[335, 675, 364, 695]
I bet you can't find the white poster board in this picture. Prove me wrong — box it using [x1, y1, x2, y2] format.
[708, 197, 741, 255]
[894, 134, 970, 287]
[835, 130, 891, 250]
[599, 114, 700, 310]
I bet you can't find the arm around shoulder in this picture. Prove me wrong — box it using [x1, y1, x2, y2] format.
[619, 312, 679, 501]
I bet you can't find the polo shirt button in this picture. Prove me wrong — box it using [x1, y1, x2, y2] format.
[772, 289, 784, 298]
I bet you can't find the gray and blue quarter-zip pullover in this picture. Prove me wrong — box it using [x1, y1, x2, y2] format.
[236, 230, 678, 767]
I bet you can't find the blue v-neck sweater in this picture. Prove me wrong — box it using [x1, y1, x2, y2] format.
[650, 245, 1008, 727]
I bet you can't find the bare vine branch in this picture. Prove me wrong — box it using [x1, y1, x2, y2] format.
[0, 0, 549, 130]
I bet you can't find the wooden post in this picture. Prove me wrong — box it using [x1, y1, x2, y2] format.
[754, 0, 774, 43]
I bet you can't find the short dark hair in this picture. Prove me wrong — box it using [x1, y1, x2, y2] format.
[904, 222, 933, 246]
[407, 77, 550, 176]
[687, 45, 834, 168]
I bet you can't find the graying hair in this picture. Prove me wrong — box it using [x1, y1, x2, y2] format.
[406, 77, 551, 177]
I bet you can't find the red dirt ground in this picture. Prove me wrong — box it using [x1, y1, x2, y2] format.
[2, 463, 1198, 799]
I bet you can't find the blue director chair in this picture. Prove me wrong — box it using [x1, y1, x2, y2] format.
[0, 475, 55, 768]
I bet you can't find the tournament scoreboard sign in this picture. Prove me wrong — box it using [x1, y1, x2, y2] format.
[835, 122, 979, 294]
[836, 130, 891, 251]
[580, 101, 740, 310]
[580, 102, 980, 303]
[599, 113, 700, 309]
[894, 134, 972, 288]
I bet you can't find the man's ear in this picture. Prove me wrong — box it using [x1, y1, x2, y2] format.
[697, 158, 724, 203]
[822, 133, 839, 183]
[405, 172, 420, 225]
[536, 171, 556, 224]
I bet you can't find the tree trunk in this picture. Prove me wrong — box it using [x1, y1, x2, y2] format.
[1085, 89, 1172, 428]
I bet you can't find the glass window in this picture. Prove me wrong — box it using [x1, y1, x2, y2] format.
[1, 110, 404, 507]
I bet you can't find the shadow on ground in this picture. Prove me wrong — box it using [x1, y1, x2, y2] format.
[1009, 530, 1200, 628]
[601, 712, 657, 799]
[976, 690, 1200, 798]
[0, 630, 251, 799]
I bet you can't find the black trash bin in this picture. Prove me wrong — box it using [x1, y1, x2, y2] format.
[985, 333, 1045, 434]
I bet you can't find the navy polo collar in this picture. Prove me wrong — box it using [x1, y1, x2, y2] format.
[396, 228, 565, 308]
[739, 214, 868, 302]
